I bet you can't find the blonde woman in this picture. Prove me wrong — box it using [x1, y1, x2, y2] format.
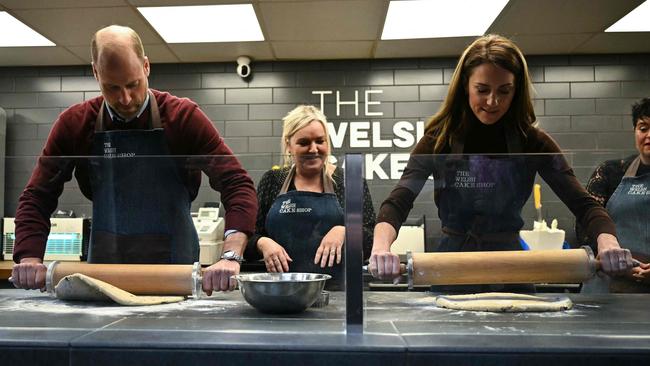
[245, 105, 375, 288]
[369, 34, 634, 290]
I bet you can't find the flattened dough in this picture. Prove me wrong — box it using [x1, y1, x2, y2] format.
[434, 292, 572, 312]
[55, 273, 185, 306]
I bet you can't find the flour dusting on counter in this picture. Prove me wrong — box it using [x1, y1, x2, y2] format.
[0, 295, 240, 316]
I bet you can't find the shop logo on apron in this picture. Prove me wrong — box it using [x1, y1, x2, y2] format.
[103, 141, 135, 158]
[453, 169, 496, 189]
[627, 183, 649, 195]
[279, 199, 313, 214]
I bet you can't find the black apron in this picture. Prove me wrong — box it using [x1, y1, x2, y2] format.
[606, 156, 650, 293]
[431, 125, 535, 293]
[87, 91, 199, 264]
[265, 167, 344, 289]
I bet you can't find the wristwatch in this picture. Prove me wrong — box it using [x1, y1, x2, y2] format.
[221, 250, 244, 263]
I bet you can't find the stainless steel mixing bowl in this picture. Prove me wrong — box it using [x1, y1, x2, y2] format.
[232, 273, 331, 314]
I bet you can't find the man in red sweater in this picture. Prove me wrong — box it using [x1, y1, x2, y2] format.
[11, 25, 257, 295]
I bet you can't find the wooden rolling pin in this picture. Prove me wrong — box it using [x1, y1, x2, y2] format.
[45, 261, 202, 297]
[44, 247, 602, 295]
[407, 248, 597, 287]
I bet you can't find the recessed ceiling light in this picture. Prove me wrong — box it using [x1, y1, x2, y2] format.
[381, 0, 510, 40]
[0, 11, 55, 47]
[138, 4, 264, 43]
[605, 0, 650, 32]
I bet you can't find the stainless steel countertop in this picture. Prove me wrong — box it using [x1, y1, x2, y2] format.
[1, 289, 649, 364]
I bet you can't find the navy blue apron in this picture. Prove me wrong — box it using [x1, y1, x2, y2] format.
[605, 156, 650, 293]
[265, 166, 344, 289]
[432, 125, 535, 293]
[87, 91, 199, 264]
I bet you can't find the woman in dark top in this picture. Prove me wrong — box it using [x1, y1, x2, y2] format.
[246, 105, 375, 288]
[368, 34, 634, 289]
[579, 97, 650, 292]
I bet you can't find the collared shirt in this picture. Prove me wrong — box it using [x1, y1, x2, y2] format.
[105, 92, 150, 124]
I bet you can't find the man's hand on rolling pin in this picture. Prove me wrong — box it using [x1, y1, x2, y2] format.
[203, 259, 240, 295]
[11, 257, 47, 290]
[596, 233, 634, 276]
[203, 231, 247, 295]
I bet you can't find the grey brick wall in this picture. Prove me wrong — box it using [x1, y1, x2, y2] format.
[1, 54, 648, 247]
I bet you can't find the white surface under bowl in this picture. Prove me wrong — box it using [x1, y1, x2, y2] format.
[520, 229, 565, 250]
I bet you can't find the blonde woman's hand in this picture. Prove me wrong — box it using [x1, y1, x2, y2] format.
[315, 226, 345, 268]
[632, 262, 650, 283]
[258, 237, 292, 272]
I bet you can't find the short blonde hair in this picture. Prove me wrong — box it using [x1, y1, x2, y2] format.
[281, 105, 331, 167]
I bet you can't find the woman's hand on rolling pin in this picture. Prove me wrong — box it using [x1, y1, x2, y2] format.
[632, 262, 650, 283]
[369, 222, 401, 283]
[11, 258, 47, 290]
[596, 233, 634, 276]
[258, 237, 292, 272]
[315, 226, 345, 268]
[369, 250, 401, 284]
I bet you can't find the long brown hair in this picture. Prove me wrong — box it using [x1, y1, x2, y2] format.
[425, 34, 536, 153]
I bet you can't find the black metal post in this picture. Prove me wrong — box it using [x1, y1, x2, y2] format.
[344, 154, 364, 334]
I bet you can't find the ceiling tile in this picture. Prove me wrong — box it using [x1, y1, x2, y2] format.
[574, 33, 650, 54]
[66, 44, 179, 63]
[273, 41, 374, 60]
[259, 0, 385, 41]
[167, 42, 273, 62]
[13, 7, 164, 45]
[0, 0, 648, 66]
[490, 0, 644, 35]
[509, 34, 594, 55]
[375, 38, 476, 59]
[0, 46, 84, 66]
[127, 0, 252, 5]
[0, 0, 125, 9]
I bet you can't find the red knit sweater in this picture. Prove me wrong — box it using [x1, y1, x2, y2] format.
[13, 89, 257, 262]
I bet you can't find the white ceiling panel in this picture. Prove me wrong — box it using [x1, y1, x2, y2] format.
[273, 40, 374, 60]
[167, 42, 273, 62]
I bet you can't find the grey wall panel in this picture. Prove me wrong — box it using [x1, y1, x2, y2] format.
[0, 53, 648, 246]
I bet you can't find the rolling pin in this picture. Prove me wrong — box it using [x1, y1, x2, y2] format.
[44, 261, 203, 297]
[403, 247, 598, 289]
[44, 247, 600, 295]
[367, 246, 605, 289]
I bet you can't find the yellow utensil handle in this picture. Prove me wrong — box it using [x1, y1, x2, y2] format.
[533, 183, 542, 209]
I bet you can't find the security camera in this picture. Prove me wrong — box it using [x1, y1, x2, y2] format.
[236, 56, 251, 78]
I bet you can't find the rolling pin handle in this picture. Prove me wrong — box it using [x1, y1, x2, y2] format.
[191, 262, 203, 299]
[45, 261, 59, 298]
